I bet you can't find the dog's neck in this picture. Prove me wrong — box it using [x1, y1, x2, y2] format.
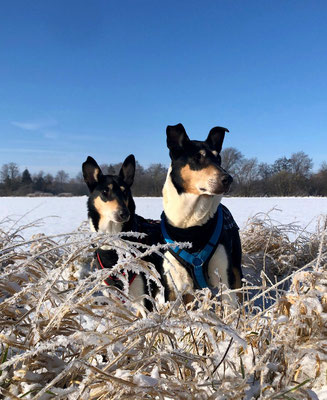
[162, 166, 222, 229]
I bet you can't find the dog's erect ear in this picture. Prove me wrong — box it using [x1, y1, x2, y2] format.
[206, 127, 229, 154]
[119, 154, 135, 187]
[166, 124, 190, 155]
[82, 156, 103, 192]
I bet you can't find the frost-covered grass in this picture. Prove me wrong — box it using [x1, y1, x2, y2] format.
[0, 214, 327, 399]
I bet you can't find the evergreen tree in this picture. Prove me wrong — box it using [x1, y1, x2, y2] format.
[22, 168, 32, 185]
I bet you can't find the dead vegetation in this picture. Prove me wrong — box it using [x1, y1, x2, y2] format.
[0, 213, 326, 399]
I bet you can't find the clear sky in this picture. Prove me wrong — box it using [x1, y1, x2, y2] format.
[0, 0, 326, 176]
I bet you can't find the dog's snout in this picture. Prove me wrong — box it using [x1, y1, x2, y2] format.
[221, 174, 233, 186]
[117, 209, 130, 222]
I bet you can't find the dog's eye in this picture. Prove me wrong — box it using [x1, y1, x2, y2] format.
[211, 150, 221, 163]
[102, 189, 108, 195]
[196, 150, 206, 161]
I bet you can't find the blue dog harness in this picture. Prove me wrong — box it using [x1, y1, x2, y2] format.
[161, 204, 224, 289]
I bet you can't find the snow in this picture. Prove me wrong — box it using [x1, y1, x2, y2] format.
[316, 389, 327, 400]
[0, 196, 326, 239]
[133, 373, 158, 387]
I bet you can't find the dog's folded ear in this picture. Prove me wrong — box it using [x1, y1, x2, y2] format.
[119, 154, 135, 187]
[82, 156, 103, 192]
[166, 124, 190, 156]
[206, 127, 229, 154]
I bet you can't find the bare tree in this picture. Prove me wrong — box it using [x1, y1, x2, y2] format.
[0, 164, 10, 183]
[99, 164, 110, 174]
[320, 161, 327, 173]
[233, 158, 260, 195]
[44, 173, 54, 185]
[312, 162, 327, 196]
[146, 163, 167, 196]
[221, 147, 244, 174]
[272, 157, 293, 173]
[0, 162, 20, 183]
[239, 158, 259, 184]
[55, 170, 69, 185]
[258, 162, 273, 180]
[289, 151, 313, 177]
[75, 171, 84, 184]
[8, 162, 20, 181]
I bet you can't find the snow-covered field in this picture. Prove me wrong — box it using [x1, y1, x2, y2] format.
[0, 196, 326, 238]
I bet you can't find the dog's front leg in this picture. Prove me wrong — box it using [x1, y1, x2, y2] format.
[163, 252, 194, 302]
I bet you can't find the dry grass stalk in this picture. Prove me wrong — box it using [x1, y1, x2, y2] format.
[0, 213, 326, 399]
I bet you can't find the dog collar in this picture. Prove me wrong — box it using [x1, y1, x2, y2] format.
[160, 204, 223, 289]
[96, 251, 137, 288]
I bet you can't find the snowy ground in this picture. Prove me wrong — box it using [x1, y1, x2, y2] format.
[0, 196, 326, 239]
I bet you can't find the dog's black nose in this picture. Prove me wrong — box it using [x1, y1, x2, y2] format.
[221, 174, 233, 186]
[117, 209, 130, 222]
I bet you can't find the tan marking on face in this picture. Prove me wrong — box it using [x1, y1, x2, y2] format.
[199, 149, 206, 157]
[212, 150, 218, 157]
[94, 196, 120, 216]
[109, 184, 113, 190]
[93, 168, 100, 182]
[180, 164, 219, 194]
[119, 187, 129, 206]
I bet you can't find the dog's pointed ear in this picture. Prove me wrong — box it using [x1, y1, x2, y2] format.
[166, 124, 190, 155]
[82, 156, 103, 192]
[119, 154, 135, 187]
[206, 126, 229, 154]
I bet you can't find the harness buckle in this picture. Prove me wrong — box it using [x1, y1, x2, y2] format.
[192, 256, 204, 267]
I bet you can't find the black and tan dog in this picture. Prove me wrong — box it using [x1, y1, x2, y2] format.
[161, 123, 243, 304]
[82, 155, 165, 311]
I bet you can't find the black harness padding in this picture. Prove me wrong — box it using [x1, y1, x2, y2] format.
[161, 204, 240, 289]
[127, 214, 163, 247]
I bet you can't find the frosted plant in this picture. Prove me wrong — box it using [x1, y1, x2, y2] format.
[0, 215, 326, 399]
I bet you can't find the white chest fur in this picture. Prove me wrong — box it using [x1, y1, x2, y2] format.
[128, 274, 145, 301]
[89, 218, 123, 235]
[163, 244, 231, 301]
[162, 169, 235, 302]
[163, 168, 222, 228]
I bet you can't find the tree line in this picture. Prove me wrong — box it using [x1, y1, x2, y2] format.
[0, 148, 326, 197]
[221, 149, 327, 196]
[0, 161, 167, 197]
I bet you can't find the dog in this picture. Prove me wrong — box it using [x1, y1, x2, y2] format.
[161, 123, 243, 304]
[82, 154, 166, 311]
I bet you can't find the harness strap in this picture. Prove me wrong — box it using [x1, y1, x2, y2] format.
[96, 251, 137, 287]
[161, 205, 223, 289]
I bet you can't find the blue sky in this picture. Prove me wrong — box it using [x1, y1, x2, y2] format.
[0, 0, 326, 176]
